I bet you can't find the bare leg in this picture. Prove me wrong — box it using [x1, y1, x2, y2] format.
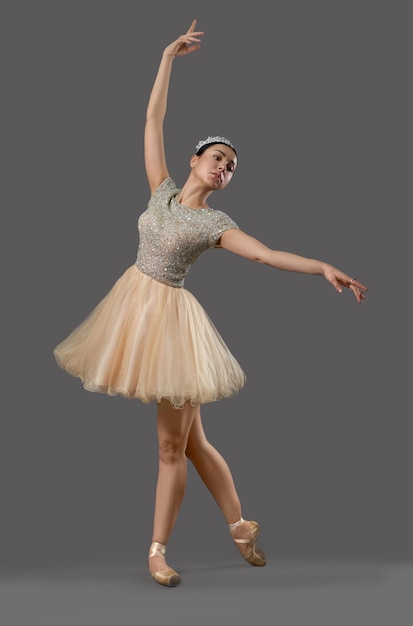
[185, 405, 242, 524]
[149, 399, 197, 581]
[185, 406, 266, 565]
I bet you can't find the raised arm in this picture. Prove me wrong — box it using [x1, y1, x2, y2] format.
[144, 20, 204, 193]
[220, 228, 368, 303]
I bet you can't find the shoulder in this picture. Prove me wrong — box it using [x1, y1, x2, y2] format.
[153, 176, 178, 195]
[203, 208, 239, 247]
[209, 208, 239, 230]
[149, 176, 180, 205]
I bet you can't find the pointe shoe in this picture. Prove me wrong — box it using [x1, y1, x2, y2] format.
[148, 542, 181, 587]
[229, 517, 267, 566]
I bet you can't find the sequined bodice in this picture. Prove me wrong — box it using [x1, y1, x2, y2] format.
[136, 177, 238, 287]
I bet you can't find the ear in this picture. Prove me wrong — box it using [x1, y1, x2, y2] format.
[189, 155, 198, 168]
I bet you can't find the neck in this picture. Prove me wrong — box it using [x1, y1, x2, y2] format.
[178, 181, 212, 210]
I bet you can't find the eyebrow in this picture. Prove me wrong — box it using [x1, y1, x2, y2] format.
[214, 149, 236, 164]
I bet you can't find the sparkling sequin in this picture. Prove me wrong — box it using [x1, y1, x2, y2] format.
[136, 177, 238, 287]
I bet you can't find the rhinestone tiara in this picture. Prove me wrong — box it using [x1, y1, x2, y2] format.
[195, 135, 236, 154]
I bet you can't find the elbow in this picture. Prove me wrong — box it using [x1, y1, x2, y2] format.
[258, 253, 270, 264]
[254, 250, 272, 265]
[253, 255, 266, 264]
[239, 248, 270, 264]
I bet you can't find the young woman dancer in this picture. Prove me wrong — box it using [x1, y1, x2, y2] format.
[54, 20, 367, 587]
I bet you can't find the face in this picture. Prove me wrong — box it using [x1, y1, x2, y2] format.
[192, 144, 237, 190]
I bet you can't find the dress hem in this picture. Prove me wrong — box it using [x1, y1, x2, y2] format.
[54, 354, 243, 409]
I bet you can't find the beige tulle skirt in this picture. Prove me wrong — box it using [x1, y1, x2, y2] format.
[53, 265, 246, 408]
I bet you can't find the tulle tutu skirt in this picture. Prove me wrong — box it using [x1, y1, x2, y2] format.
[53, 265, 246, 408]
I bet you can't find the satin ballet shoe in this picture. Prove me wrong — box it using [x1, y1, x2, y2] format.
[148, 541, 181, 587]
[229, 517, 267, 567]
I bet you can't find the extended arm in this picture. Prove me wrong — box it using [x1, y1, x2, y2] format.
[220, 228, 368, 303]
[144, 20, 204, 192]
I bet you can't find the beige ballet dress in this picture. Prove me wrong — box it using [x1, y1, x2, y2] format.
[53, 177, 246, 409]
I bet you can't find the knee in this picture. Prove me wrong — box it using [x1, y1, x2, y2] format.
[158, 435, 186, 464]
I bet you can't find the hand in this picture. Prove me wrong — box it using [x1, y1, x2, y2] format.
[164, 19, 204, 58]
[323, 264, 368, 303]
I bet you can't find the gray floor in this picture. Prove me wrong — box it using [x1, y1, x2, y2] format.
[1, 558, 412, 626]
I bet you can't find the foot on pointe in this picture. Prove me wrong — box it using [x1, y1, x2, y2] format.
[229, 517, 267, 566]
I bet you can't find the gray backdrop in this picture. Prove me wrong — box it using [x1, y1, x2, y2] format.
[2, 0, 411, 573]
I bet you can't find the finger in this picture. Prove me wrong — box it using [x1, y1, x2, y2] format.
[332, 279, 343, 294]
[178, 34, 203, 49]
[184, 32, 204, 41]
[182, 34, 203, 43]
[350, 284, 366, 303]
[178, 35, 203, 55]
[355, 281, 368, 293]
[348, 277, 368, 292]
[187, 19, 197, 33]
[177, 42, 202, 56]
[182, 45, 201, 55]
[173, 35, 201, 54]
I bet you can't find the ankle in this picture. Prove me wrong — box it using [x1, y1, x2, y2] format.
[149, 541, 166, 558]
[228, 517, 245, 533]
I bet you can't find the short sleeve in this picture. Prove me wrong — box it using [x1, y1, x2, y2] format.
[207, 210, 239, 248]
[149, 177, 178, 206]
